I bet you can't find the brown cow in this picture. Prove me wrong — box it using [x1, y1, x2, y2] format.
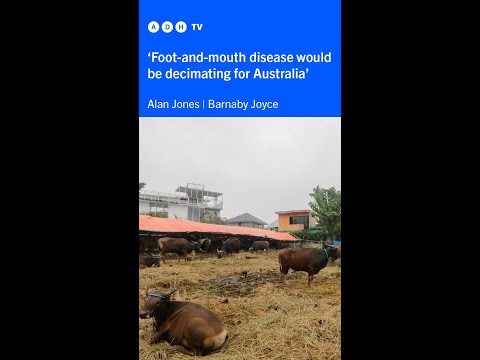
[278, 246, 341, 286]
[139, 289, 230, 356]
[251, 240, 269, 253]
[158, 237, 203, 264]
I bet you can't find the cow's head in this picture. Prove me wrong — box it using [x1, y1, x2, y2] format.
[325, 244, 341, 259]
[199, 238, 211, 251]
[217, 249, 225, 258]
[192, 241, 204, 252]
[139, 289, 177, 319]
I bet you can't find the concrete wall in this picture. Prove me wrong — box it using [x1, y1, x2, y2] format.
[139, 200, 150, 214]
[168, 204, 188, 220]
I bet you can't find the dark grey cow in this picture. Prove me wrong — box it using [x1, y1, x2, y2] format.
[158, 237, 203, 264]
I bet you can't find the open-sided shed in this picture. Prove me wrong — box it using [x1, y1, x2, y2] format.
[139, 215, 297, 251]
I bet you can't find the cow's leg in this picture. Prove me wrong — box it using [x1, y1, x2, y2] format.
[308, 270, 317, 286]
[152, 326, 200, 356]
[151, 322, 174, 344]
[161, 253, 167, 265]
[280, 265, 289, 282]
[151, 330, 166, 344]
[170, 345, 198, 356]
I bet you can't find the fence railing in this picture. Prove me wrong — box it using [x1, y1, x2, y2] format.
[139, 190, 223, 209]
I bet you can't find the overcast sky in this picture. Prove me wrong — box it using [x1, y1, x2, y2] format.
[139, 117, 340, 225]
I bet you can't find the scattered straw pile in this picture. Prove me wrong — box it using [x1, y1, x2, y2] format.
[139, 250, 341, 360]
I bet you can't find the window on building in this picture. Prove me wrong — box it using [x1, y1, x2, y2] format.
[289, 216, 309, 225]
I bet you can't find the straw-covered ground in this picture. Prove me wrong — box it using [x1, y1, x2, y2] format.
[139, 249, 341, 360]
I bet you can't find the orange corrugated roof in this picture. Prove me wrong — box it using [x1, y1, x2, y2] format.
[139, 215, 297, 241]
[275, 209, 310, 214]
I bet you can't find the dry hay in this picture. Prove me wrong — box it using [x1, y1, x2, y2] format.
[139, 250, 341, 360]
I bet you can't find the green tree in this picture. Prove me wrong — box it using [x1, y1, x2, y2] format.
[139, 182, 146, 192]
[287, 229, 328, 241]
[309, 186, 341, 241]
[200, 212, 226, 225]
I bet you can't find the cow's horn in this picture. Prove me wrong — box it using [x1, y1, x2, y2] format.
[167, 289, 177, 297]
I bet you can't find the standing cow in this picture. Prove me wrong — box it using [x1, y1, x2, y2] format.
[158, 237, 203, 264]
[278, 246, 341, 286]
[251, 240, 269, 254]
[198, 238, 211, 253]
[217, 237, 241, 258]
[139, 236, 160, 253]
[139, 289, 230, 356]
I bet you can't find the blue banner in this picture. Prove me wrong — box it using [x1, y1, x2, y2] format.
[140, 0, 341, 117]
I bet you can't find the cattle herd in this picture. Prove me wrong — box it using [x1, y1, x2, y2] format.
[139, 235, 341, 356]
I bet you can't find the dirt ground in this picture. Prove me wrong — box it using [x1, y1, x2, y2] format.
[139, 249, 341, 360]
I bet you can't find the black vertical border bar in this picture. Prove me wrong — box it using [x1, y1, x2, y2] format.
[342, 0, 363, 358]
[8, 1, 140, 358]
[342, 0, 399, 358]
[86, 0, 140, 357]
